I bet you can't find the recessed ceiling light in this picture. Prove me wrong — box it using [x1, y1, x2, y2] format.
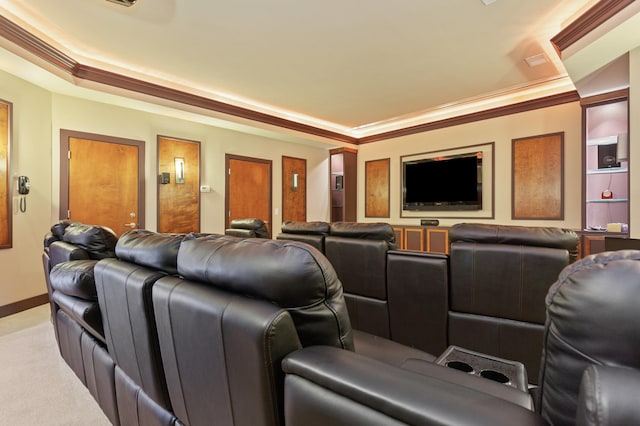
[481, 0, 496, 5]
[524, 53, 548, 67]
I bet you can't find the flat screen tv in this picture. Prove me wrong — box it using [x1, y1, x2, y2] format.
[403, 152, 482, 211]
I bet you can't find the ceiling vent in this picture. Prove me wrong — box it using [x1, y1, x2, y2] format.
[106, 0, 137, 6]
[524, 53, 548, 67]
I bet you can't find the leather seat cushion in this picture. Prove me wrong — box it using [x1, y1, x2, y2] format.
[53, 292, 104, 343]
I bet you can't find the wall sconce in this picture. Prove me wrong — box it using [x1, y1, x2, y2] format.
[292, 172, 298, 191]
[175, 157, 185, 184]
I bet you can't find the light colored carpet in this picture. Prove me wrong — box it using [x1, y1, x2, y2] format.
[0, 306, 111, 426]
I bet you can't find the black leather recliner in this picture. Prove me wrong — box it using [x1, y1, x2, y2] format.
[276, 220, 330, 252]
[94, 229, 188, 425]
[282, 249, 640, 426]
[324, 222, 397, 338]
[447, 223, 579, 383]
[148, 234, 536, 425]
[43, 221, 120, 424]
[224, 217, 270, 238]
[539, 249, 640, 426]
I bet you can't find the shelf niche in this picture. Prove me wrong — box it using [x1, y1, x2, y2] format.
[583, 96, 629, 233]
[330, 148, 357, 222]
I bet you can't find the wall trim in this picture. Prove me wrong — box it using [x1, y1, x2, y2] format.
[0, 293, 49, 318]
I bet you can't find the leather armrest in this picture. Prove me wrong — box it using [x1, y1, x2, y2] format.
[48, 241, 90, 269]
[576, 365, 640, 426]
[283, 346, 546, 426]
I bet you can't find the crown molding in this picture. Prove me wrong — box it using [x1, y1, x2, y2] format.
[551, 0, 635, 55]
[0, 14, 76, 73]
[73, 64, 358, 144]
[0, 13, 581, 146]
[358, 91, 580, 144]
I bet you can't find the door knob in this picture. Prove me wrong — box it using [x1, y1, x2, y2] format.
[124, 222, 137, 228]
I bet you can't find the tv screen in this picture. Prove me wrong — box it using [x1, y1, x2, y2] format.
[403, 152, 482, 211]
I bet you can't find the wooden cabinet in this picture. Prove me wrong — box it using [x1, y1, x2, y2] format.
[578, 231, 629, 258]
[392, 225, 449, 254]
[330, 148, 357, 222]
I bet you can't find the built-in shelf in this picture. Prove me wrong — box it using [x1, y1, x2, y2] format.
[586, 135, 618, 146]
[330, 148, 357, 222]
[586, 198, 628, 203]
[586, 167, 628, 175]
[583, 96, 629, 235]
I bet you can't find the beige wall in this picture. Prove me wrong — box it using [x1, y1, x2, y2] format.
[0, 73, 332, 308]
[49, 94, 331, 234]
[0, 64, 633, 309]
[357, 102, 583, 229]
[0, 71, 53, 306]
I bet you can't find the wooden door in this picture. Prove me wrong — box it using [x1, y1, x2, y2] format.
[226, 154, 271, 235]
[61, 130, 144, 237]
[157, 136, 200, 233]
[282, 156, 306, 222]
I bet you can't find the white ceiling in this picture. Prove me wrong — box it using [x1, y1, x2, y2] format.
[0, 0, 610, 139]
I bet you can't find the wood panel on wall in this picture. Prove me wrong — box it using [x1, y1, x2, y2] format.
[0, 100, 10, 248]
[282, 156, 306, 222]
[157, 136, 200, 233]
[365, 158, 390, 218]
[512, 132, 564, 220]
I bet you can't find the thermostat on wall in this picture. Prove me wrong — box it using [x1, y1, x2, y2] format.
[200, 185, 211, 193]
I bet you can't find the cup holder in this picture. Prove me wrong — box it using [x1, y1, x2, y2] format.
[446, 361, 474, 373]
[435, 346, 527, 391]
[480, 369, 510, 384]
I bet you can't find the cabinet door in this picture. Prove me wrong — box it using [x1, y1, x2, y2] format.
[427, 229, 449, 254]
[404, 227, 425, 251]
[582, 234, 605, 258]
[392, 227, 405, 249]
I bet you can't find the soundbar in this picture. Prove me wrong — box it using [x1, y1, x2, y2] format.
[420, 219, 439, 226]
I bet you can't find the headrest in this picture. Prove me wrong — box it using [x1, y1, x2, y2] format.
[281, 221, 330, 235]
[50, 220, 76, 241]
[329, 222, 396, 248]
[229, 218, 269, 238]
[115, 229, 186, 276]
[177, 235, 353, 350]
[540, 249, 640, 425]
[450, 223, 579, 257]
[62, 223, 118, 260]
[224, 228, 255, 238]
